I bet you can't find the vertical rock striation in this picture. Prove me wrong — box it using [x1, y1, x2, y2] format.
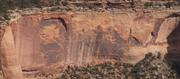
[0, 10, 180, 75]
[1, 26, 23, 79]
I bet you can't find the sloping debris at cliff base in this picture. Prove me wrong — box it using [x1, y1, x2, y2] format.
[58, 53, 178, 79]
[59, 62, 133, 79]
[131, 53, 177, 79]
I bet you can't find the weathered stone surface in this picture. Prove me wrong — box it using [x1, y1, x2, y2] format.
[1, 10, 180, 75]
[0, 26, 23, 79]
[156, 17, 179, 44]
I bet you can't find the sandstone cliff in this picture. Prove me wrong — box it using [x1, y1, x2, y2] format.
[2, 9, 179, 72]
[0, 3, 179, 79]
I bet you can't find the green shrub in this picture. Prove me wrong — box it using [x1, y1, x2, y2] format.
[144, 2, 153, 8]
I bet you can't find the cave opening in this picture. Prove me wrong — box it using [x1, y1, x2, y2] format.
[166, 19, 180, 74]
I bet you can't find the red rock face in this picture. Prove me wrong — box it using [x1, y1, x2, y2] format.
[1, 26, 23, 79]
[4, 11, 179, 73]
[12, 13, 71, 71]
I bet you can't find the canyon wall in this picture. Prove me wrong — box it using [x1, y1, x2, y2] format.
[1, 10, 180, 74]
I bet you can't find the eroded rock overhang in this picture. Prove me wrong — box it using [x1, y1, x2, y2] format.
[1, 9, 180, 72]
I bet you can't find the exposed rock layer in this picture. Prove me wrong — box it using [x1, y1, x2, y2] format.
[1, 26, 23, 79]
[1, 10, 180, 75]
